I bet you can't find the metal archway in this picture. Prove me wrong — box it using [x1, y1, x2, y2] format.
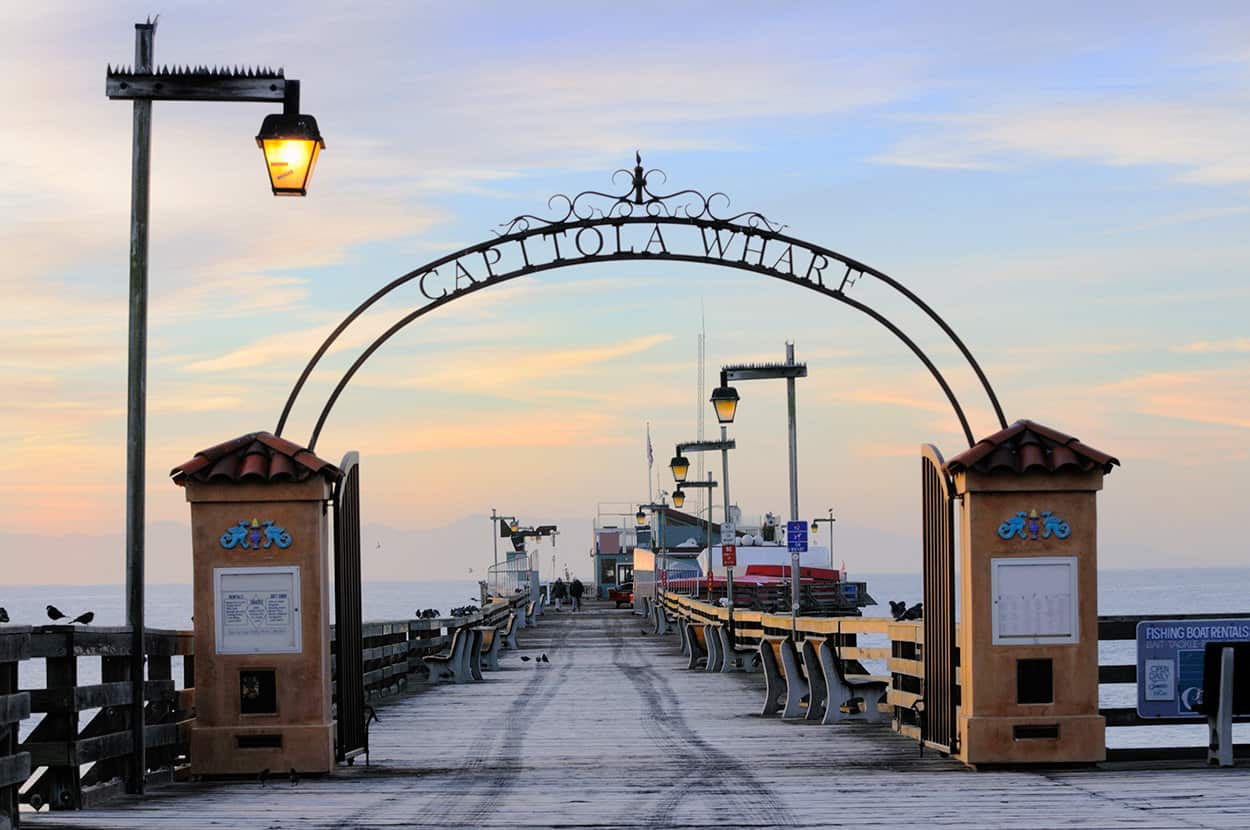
[276, 155, 1008, 449]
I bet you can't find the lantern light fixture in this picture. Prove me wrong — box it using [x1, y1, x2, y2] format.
[256, 81, 325, 197]
[672, 489, 686, 509]
[709, 384, 740, 424]
[669, 454, 691, 483]
[635, 509, 647, 527]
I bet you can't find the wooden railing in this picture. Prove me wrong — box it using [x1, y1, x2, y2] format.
[1, 589, 528, 820]
[662, 598, 1249, 762]
[6, 626, 195, 818]
[330, 593, 522, 705]
[2, 628, 33, 830]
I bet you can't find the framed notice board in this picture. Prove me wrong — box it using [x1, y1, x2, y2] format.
[214, 565, 303, 655]
[991, 556, 1079, 646]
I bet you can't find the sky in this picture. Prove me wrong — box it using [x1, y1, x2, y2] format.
[1, 1, 1248, 584]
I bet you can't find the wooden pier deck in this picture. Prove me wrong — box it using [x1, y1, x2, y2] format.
[27, 603, 1250, 829]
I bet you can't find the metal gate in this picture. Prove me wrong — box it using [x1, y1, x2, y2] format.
[333, 451, 366, 763]
[921, 444, 958, 754]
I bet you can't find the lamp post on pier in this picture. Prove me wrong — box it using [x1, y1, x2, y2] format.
[673, 475, 718, 598]
[673, 424, 738, 610]
[106, 19, 324, 794]
[811, 509, 837, 571]
[720, 343, 808, 629]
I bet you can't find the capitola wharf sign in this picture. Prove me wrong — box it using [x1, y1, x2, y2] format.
[275, 154, 1009, 450]
[413, 218, 861, 302]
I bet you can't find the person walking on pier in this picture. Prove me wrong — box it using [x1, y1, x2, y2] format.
[569, 577, 584, 612]
[551, 577, 567, 611]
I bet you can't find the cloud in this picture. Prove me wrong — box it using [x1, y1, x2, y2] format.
[1100, 369, 1250, 430]
[355, 333, 675, 393]
[874, 100, 1250, 185]
[1172, 337, 1250, 354]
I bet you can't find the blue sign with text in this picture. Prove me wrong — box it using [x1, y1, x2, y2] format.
[786, 520, 808, 553]
[1136, 618, 1250, 718]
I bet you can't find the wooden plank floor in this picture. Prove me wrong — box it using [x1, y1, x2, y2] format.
[28, 603, 1250, 829]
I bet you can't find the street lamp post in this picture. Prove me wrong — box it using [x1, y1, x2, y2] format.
[721, 344, 808, 629]
[106, 19, 323, 795]
[675, 475, 718, 597]
[811, 509, 837, 570]
[673, 436, 736, 604]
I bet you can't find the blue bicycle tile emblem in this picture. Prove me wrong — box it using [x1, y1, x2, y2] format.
[220, 518, 292, 550]
[997, 509, 1070, 541]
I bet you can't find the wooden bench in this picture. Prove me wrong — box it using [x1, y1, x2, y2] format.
[685, 621, 708, 670]
[423, 627, 471, 683]
[759, 636, 809, 718]
[525, 601, 537, 627]
[704, 623, 725, 673]
[476, 625, 503, 671]
[501, 612, 520, 651]
[653, 604, 676, 636]
[465, 627, 484, 681]
[716, 624, 761, 673]
[811, 638, 888, 724]
[1196, 642, 1250, 766]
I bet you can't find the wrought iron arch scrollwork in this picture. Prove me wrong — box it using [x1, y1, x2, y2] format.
[274, 155, 1008, 450]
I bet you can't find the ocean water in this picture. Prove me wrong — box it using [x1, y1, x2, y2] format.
[4, 569, 1247, 749]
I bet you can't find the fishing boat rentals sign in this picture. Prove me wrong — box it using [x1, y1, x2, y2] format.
[213, 565, 303, 655]
[1136, 617, 1250, 718]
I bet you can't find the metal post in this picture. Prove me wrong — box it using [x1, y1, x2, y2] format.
[124, 19, 154, 796]
[720, 425, 734, 619]
[786, 342, 801, 630]
[828, 508, 835, 570]
[491, 508, 498, 569]
[705, 472, 714, 600]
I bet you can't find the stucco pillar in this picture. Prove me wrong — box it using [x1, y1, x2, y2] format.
[945, 421, 1118, 766]
[172, 433, 341, 776]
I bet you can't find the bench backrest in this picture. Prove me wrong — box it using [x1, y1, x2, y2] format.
[480, 628, 495, 652]
[1198, 642, 1250, 716]
[691, 623, 707, 649]
[762, 636, 787, 676]
[503, 613, 517, 636]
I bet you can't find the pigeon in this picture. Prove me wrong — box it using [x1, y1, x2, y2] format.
[289, 767, 300, 786]
[46, 605, 67, 622]
[0, 607, 8, 624]
[902, 602, 923, 621]
[539, 654, 549, 663]
[640, 629, 649, 636]
[519, 656, 532, 662]
[71, 611, 94, 625]
[258, 767, 270, 787]
[889, 600, 907, 621]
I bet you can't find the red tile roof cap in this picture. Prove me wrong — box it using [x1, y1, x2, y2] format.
[944, 420, 1118, 476]
[171, 432, 342, 486]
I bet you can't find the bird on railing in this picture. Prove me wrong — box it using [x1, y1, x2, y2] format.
[71, 611, 95, 625]
[891, 601, 923, 621]
[46, 605, 67, 622]
[0, 607, 8, 623]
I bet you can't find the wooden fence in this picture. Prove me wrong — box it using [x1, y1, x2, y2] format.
[1, 591, 527, 825]
[661, 594, 1248, 761]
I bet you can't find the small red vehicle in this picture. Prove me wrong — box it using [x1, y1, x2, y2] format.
[608, 581, 634, 608]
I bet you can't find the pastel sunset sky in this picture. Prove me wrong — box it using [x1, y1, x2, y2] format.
[2, 2, 1248, 583]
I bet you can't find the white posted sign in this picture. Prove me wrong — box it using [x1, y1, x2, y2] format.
[214, 566, 303, 655]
